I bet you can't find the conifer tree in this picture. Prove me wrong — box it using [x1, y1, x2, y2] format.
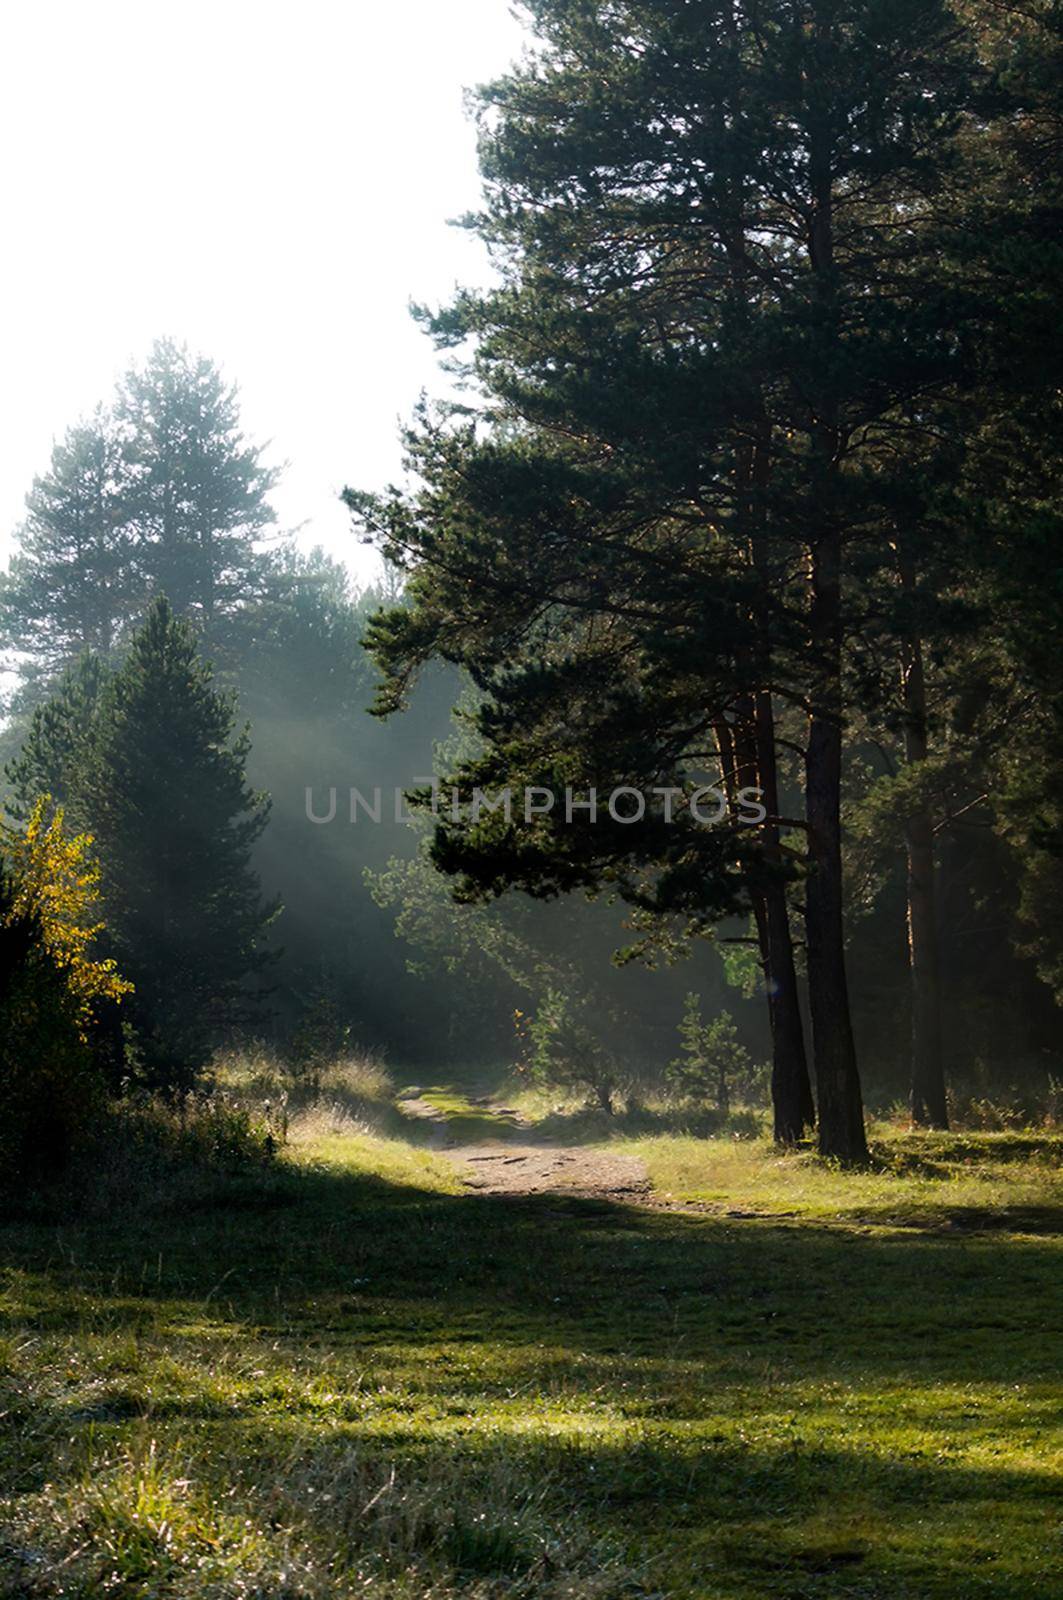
[352, 0, 983, 1159]
[113, 339, 277, 634]
[1, 342, 277, 707]
[958, 0, 1063, 1024]
[0, 414, 132, 685]
[4, 654, 107, 822]
[79, 597, 277, 1086]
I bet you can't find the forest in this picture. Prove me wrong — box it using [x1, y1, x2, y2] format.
[0, 2, 1060, 1597]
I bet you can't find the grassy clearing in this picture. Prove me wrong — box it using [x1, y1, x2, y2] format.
[0, 1078, 1060, 1598]
[622, 1127, 1063, 1228]
[504, 1083, 766, 1144]
[506, 1079, 1063, 1227]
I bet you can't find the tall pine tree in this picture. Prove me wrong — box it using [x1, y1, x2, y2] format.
[1, 341, 278, 708]
[0, 414, 132, 689]
[113, 339, 277, 633]
[352, 0, 982, 1159]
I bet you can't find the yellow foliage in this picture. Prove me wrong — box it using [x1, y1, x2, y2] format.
[1, 796, 133, 1027]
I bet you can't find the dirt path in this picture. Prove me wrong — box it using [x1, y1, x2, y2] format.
[450, 1140, 651, 1199]
[399, 1092, 651, 1202]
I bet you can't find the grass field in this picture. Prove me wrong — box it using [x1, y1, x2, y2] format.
[0, 1077, 1060, 1598]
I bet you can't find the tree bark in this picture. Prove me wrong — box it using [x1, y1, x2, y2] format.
[899, 550, 949, 1129]
[805, 728, 867, 1164]
[712, 15, 815, 1142]
[754, 690, 817, 1142]
[719, 703, 816, 1143]
[747, 428, 816, 1143]
[805, 532, 868, 1164]
[802, 44, 868, 1164]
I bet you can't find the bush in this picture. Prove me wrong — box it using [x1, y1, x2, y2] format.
[211, 1044, 400, 1139]
[23, 1090, 281, 1220]
[0, 804, 133, 1197]
[518, 989, 619, 1114]
[0, 950, 107, 1195]
[115, 1091, 275, 1166]
[947, 1087, 1062, 1132]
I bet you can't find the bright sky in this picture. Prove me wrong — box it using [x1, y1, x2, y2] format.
[0, 0, 528, 586]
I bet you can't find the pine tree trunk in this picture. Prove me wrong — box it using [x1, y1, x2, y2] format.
[720, 705, 815, 1144]
[906, 805, 948, 1128]
[747, 429, 817, 1143]
[754, 692, 816, 1142]
[899, 552, 949, 1129]
[803, 65, 868, 1165]
[805, 532, 868, 1165]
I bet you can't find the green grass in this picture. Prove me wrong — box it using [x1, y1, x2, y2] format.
[0, 1105, 1060, 1598]
[408, 1086, 524, 1144]
[622, 1127, 1063, 1227]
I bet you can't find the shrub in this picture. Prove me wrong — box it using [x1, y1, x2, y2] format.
[1, 798, 132, 1025]
[947, 1087, 1062, 1132]
[51, 1091, 280, 1219]
[519, 988, 619, 1114]
[0, 939, 106, 1194]
[0, 803, 132, 1196]
[211, 1044, 400, 1140]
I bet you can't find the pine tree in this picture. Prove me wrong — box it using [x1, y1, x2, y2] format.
[1, 341, 277, 707]
[965, 0, 1063, 999]
[851, 0, 1063, 1115]
[352, 0, 983, 1160]
[4, 654, 107, 822]
[79, 597, 278, 1086]
[0, 413, 133, 684]
[668, 998, 752, 1119]
[113, 339, 277, 634]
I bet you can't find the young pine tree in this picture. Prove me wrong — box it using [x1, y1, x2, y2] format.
[668, 997, 753, 1120]
[80, 598, 278, 1087]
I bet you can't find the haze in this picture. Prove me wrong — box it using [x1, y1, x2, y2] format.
[0, 0, 525, 579]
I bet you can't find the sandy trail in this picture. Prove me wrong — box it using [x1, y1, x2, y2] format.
[450, 1140, 651, 1199]
[399, 1093, 651, 1201]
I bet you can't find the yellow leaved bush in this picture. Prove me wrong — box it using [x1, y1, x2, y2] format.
[1, 796, 133, 1029]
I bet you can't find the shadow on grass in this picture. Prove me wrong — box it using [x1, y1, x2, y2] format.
[1, 1157, 1059, 1377]
[1, 1157, 1059, 1598]
[2, 1372, 1059, 1597]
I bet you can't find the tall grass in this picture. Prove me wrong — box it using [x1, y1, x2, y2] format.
[211, 1043, 405, 1141]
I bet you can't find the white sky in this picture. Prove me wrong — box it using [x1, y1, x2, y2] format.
[0, 0, 528, 587]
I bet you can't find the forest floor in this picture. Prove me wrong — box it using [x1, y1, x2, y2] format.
[0, 1072, 1060, 1600]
